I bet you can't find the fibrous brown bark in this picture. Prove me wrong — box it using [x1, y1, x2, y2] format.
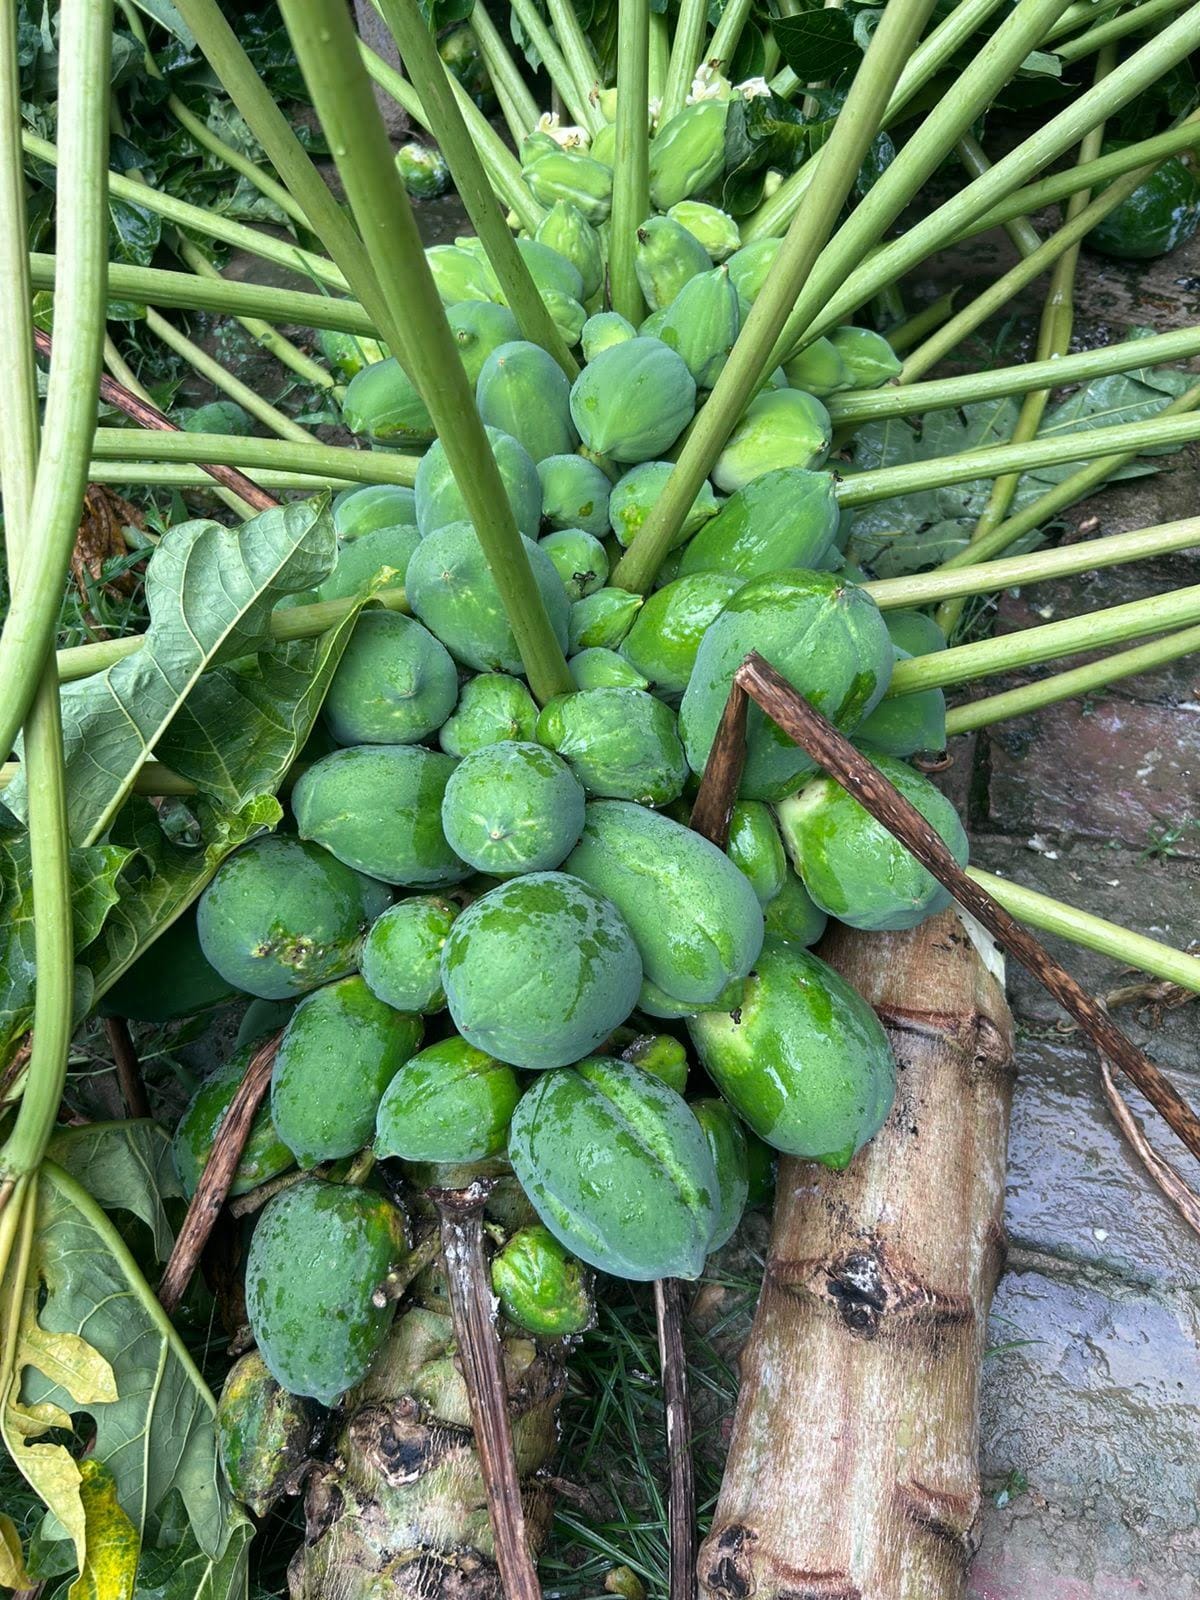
[698, 910, 1015, 1600]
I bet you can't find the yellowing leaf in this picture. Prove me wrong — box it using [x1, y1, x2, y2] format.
[69, 1460, 139, 1600]
[0, 1512, 32, 1587]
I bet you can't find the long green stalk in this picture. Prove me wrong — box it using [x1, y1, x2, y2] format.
[1057, 0, 1194, 59]
[968, 869, 1200, 991]
[707, 0, 756, 72]
[662, 0, 709, 121]
[470, 1, 541, 138]
[509, 0, 598, 129]
[956, 132, 1042, 256]
[377, 0, 577, 377]
[609, 0, 651, 324]
[90, 427, 421, 486]
[649, 11, 670, 103]
[86, 462, 357, 493]
[614, 0, 938, 592]
[278, 0, 572, 702]
[543, 0, 604, 121]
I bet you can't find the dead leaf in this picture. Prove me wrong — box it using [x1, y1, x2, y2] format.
[69, 486, 144, 625]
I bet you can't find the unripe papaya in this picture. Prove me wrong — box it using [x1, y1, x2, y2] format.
[609, 460, 720, 550]
[633, 216, 712, 312]
[711, 388, 832, 494]
[654, 265, 740, 387]
[491, 1225, 594, 1336]
[441, 739, 585, 875]
[271, 975, 422, 1167]
[333, 483, 418, 540]
[448, 300, 523, 385]
[438, 672, 539, 757]
[512, 236, 585, 302]
[526, 149, 614, 222]
[566, 800, 763, 1006]
[197, 836, 374, 1000]
[407, 520, 570, 674]
[762, 869, 827, 946]
[828, 323, 902, 388]
[322, 610, 458, 746]
[396, 140, 450, 199]
[317, 328, 387, 381]
[99, 909, 235, 1023]
[217, 1351, 320, 1515]
[536, 201, 605, 300]
[343, 356, 434, 445]
[536, 687, 688, 805]
[292, 745, 470, 888]
[316, 524, 419, 603]
[179, 399, 252, 435]
[690, 1097, 749, 1251]
[619, 570, 743, 694]
[441, 872, 643, 1069]
[507, 1058, 719, 1280]
[679, 569, 893, 800]
[375, 1037, 519, 1163]
[727, 801, 786, 905]
[776, 755, 968, 931]
[885, 607, 947, 657]
[726, 238, 781, 310]
[477, 340, 577, 464]
[540, 527, 609, 599]
[520, 129, 561, 167]
[638, 974, 746, 1019]
[415, 425, 542, 539]
[688, 937, 896, 1167]
[360, 896, 459, 1014]
[569, 586, 644, 651]
[542, 289, 588, 348]
[1088, 148, 1200, 259]
[677, 466, 839, 579]
[648, 99, 729, 210]
[581, 311, 637, 362]
[173, 1046, 294, 1199]
[781, 336, 851, 397]
[537, 452, 612, 535]
[426, 243, 499, 304]
[668, 200, 741, 262]
[245, 1180, 406, 1403]
[855, 648, 946, 757]
[616, 1031, 689, 1094]
[569, 647, 648, 690]
[569, 337, 696, 463]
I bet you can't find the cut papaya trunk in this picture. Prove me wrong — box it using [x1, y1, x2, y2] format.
[699, 909, 1014, 1600]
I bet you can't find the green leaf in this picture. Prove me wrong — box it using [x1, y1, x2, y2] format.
[126, 0, 197, 49]
[132, 1519, 252, 1600]
[46, 1123, 182, 1264]
[773, 10, 861, 84]
[108, 196, 162, 268]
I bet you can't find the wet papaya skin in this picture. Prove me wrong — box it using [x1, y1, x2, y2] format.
[321, 611, 459, 747]
[762, 869, 828, 947]
[507, 1057, 720, 1281]
[316, 525, 420, 604]
[172, 1046, 295, 1199]
[690, 1097, 749, 1251]
[360, 896, 459, 1013]
[536, 687, 688, 806]
[568, 647, 649, 691]
[332, 483, 418, 540]
[438, 672, 539, 757]
[476, 340, 578, 464]
[375, 1036, 520, 1163]
[687, 936, 896, 1168]
[609, 460, 720, 551]
[540, 527, 610, 600]
[614, 1031, 689, 1093]
[569, 337, 697, 464]
[726, 801, 787, 905]
[677, 467, 840, 580]
[415, 425, 542, 539]
[619, 571, 744, 694]
[569, 587, 644, 652]
[217, 1351, 321, 1515]
[537, 452, 612, 535]
[711, 388, 833, 494]
[245, 1180, 407, 1405]
[440, 739, 586, 875]
[491, 1224, 595, 1336]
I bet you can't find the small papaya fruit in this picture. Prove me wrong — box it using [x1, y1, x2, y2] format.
[512, 236, 585, 302]
[648, 99, 729, 210]
[690, 1097, 749, 1251]
[762, 869, 827, 946]
[476, 340, 578, 463]
[217, 1351, 320, 1516]
[654, 265, 740, 387]
[438, 672, 539, 757]
[668, 199, 740, 262]
[827, 324, 902, 389]
[677, 467, 840, 579]
[447, 300, 523, 385]
[540, 527, 610, 599]
[173, 1046, 295, 1199]
[375, 1037, 519, 1163]
[581, 310, 637, 362]
[441, 739, 586, 875]
[333, 484, 418, 541]
[726, 237, 781, 310]
[536, 687, 688, 805]
[781, 336, 851, 397]
[536, 201, 605, 300]
[854, 649, 946, 758]
[491, 1224, 595, 1336]
[568, 647, 649, 690]
[396, 140, 450, 198]
[542, 288, 588, 348]
[637, 973, 746, 1019]
[342, 357, 434, 446]
[886, 608, 947, 657]
[711, 388, 833, 494]
[415, 425, 542, 539]
[526, 149, 614, 222]
[634, 216, 712, 311]
[322, 611, 459, 747]
[317, 328, 388, 381]
[569, 337, 696, 464]
[727, 801, 786, 905]
[609, 460, 720, 550]
[615, 1031, 689, 1094]
[568, 586, 644, 651]
[360, 896, 459, 1014]
[537, 452, 612, 535]
[426, 243, 500, 304]
[619, 570, 743, 694]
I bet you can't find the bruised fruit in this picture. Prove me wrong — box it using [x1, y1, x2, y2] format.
[360, 896, 459, 1013]
[619, 571, 743, 694]
[609, 460, 720, 550]
[333, 484, 418, 540]
[569, 337, 696, 464]
[441, 872, 642, 1069]
[439, 672, 539, 756]
[245, 1180, 406, 1404]
[727, 801, 786, 905]
[569, 647, 648, 690]
[711, 388, 833, 493]
[477, 340, 577, 463]
[569, 586, 644, 650]
[271, 975, 422, 1166]
[762, 869, 827, 946]
[777, 755, 968, 931]
[375, 1037, 519, 1162]
[406, 519, 570, 673]
[688, 937, 895, 1167]
[566, 800, 763, 1006]
[690, 1097, 749, 1251]
[197, 835, 373, 999]
[415, 426, 542, 539]
[537, 452, 612, 535]
[293, 744, 469, 888]
[491, 1225, 594, 1336]
[322, 611, 458, 746]
[173, 1046, 294, 1199]
[507, 1058, 719, 1279]
[540, 527, 609, 599]
[536, 687, 688, 805]
[677, 467, 839, 579]
[217, 1352, 319, 1516]
[441, 739, 586, 874]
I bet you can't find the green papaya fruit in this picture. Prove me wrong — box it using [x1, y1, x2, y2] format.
[536, 201, 604, 300]
[173, 1046, 295, 1199]
[197, 836, 375, 1000]
[569, 337, 696, 464]
[426, 243, 500, 304]
[726, 238, 781, 310]
[416, 425, 542, 539]
[589, 120, 616, 166]
[1088, 148, 1200, 259]
[537, 452, 612, 535]
[439, 21, 492, 102]
[639, 307, 668, 340]
[292, 745, 470, 888]
[271, 975, 422, 1167]
[568, 647, 649, 690]
[727, 801, 786, 905]
[655, 265, 740, 387]
[637, 973, 746, 1019]
[99, 909, 235, 1023]
[407, 519, 570, 673]
[396, 140, 450, 198]
[776, 755, 968, 931]
[568, 586, 644, 651]
[744, 1130, 776, 1208]
[668, 200, 740, 262]
[245, 1180, 406, 1403]
[711, 388, 833, 494]
[375, 1036, 520, 1163]
[616, 1032, 689, 1094]
[447, 300, 524, 385]
[634, 216, 712, 311]
[619, 570, 743, 694]
[439, 672, 539, 757]
[316, 524, 419, 602]
[507, 1058, 719, 1279]
[677, 466, 839, 579]
[536, 688, 688, 805]
[236, 996, 296, 1048]
[884, 608, 947, 657]
[581, 311, 637, 362]
[440, 872, 643, 1069]
[690, 1097, 749, 1251]
[827, 324, 902, 389]
[540, 527, 609, 600]
[321, 610, 459, 746]
[333, 484, 418, 540]
[520, 129, 561, 167]
[678, 569, 893, 800]
[491, 1224, 594, 1336]
[565, 800, 763, 1006]
[648, 99, 729, 210]
[526, 149, 614, 222]
[854, 648, 946, 757]
[762, 869, 827, 946]
[476, 340, 577, 464]
[360, 895, 458, 1014]
[609, 460, 720, 550]
[342, 357, 435, 445]
[316, 328, 388, 381]
[179, 399, 253, 436]
[542, 288, 588, 348]
[781, 336, 851, 397]
[513, 236, 585, 302]
[688, 937, 896, 1166]
[441, 739, 585, 875]
[217, 1351, 320, 1516]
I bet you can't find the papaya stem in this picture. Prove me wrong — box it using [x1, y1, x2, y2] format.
[89, 424, 420, 487]
[543, 0, 605, 125]
[662, 0, 708, 122]
[1056, 0, 1195, 61]
[469, 1, 541, 139]
[654, 1278, 697, 1600]
[609, 0, 651, 324]
[955, 131, 1042, 258]
[706, 0, 755, 74]
[510, 0, 600, 130]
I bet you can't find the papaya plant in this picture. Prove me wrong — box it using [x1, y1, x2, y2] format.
[4, 0, 1200, 1592]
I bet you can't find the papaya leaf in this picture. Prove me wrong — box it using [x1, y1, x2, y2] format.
[772, 10, 862, 84]
[69, 1459, 140, 1600]
[131, 1518, 252, 1600]
[1, 1163, 242, 1581]
[0, 1511, 33, 1586]
[46, 1122, 182, 1264]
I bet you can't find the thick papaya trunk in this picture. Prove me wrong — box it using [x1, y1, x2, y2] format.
[698, 910, 1014, 1600]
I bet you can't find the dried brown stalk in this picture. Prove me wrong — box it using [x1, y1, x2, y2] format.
[1099, 1059, 1200, 1240]
[101, 1016, 150, 1119]
[654, 1277, 697, 1600]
